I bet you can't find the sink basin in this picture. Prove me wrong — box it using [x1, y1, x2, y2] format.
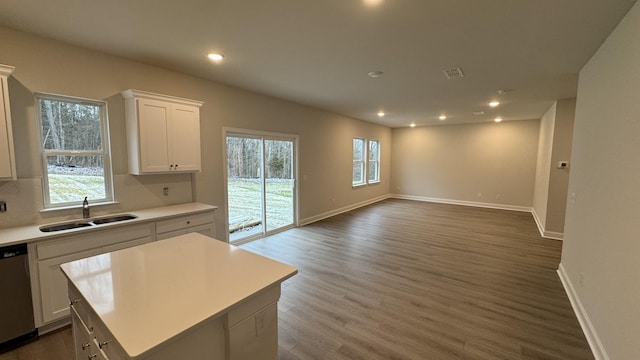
[91, 214, 137, 225]
[39, 214, 138, 232]
[39, 222, 93, 232]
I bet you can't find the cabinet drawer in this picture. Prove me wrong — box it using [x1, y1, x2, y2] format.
[69, 285, 93, 333]
[155, 212, 214, 234]
[92, 313, 126, 359]
[37, 223, 153, 260]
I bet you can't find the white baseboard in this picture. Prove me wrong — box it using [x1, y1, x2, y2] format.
[299, 194, 390, 226]
[390, 194, 532, 213]
[543, 230, 564, 240]
[531, 209, 546, 236]
[531, 208, 564, 240]
[557, 264, 608, 360]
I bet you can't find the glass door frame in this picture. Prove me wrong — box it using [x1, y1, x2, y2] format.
[222, 127, 299, 244]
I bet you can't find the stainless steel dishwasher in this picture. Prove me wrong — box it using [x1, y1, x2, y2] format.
[0, 243, 37, 352]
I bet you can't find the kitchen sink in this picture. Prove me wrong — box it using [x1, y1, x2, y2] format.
[91, 214, 137, 225]
[39, 214, 138, 232]
[39, 222, 93, 232]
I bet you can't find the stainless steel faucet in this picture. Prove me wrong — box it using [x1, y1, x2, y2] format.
[82, 197, 90, 219]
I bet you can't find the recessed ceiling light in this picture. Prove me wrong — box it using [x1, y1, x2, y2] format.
[410, 123, 416, 128]
[489, 101, 500, 108]
[473, 111, 485, 116]
[363, 0, 383, 6]
[368, 71, 384, 78]
[439, 115, 447, 120]
[494, 117, 503, 123]
[377, 111, 385, 117]
[207, 52, 225, 62]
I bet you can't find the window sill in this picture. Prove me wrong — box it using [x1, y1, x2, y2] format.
[40, 200, 120, 213]
[352, 183, 367, 188]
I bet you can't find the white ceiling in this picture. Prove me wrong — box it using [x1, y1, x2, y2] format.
[0, 0, 636, 127]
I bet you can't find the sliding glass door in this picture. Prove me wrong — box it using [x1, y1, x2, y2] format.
[226, 131, 296, 243]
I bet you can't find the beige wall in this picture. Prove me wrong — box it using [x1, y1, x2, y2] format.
[546, 99, 575, 233]
[0, 27, 391, 238]
[390, 120, 539, 208]
[532, 99, 575, 236]
[533, 103, 556, 228]
[561, 2, 640, 359]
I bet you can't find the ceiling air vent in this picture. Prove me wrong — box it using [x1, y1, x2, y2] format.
[443, 67, 464, 80]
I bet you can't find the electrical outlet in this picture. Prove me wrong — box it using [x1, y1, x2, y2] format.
[477, 192, 482, 198]
[496, 193, 501, 199]
[163, 187, 169, 196]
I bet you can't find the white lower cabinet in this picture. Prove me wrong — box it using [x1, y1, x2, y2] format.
[155, 211, 216, 240]
[32, 223, 153, 326]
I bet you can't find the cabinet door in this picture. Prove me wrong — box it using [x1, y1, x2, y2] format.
[38, 249, 103, 323]
[0, 76, 15, 180]
[169, 104, 201, 172]
[138, 98, 171, 173]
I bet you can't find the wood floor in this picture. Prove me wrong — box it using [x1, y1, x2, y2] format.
[0, 199, 593, 359]
[242, 199, 593, 359]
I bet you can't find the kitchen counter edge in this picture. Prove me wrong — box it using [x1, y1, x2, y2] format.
[0, 202, 218, 247]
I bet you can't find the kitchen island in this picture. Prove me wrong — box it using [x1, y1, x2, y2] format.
[60, 233, 297, 360]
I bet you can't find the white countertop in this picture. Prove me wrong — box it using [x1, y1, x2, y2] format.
[0, 202, 217, 247]
[60, 233, 297, 358]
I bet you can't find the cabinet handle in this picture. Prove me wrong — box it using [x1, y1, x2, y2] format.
[99, 339, 111, 349]
[170, 164, 174, 170]
[69, 299, 80, 306]
[82, 343, 91, 350]
[88, 355, 97, 359]
[175, 164, 179, 169]
[186, 221, 191, 225]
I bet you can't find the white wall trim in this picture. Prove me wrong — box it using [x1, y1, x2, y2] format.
[299, 194, 390, 226]
[531, 208, 546, 237]
[532, 208, 564, 240]
[557, 264, 609, 360]
[390, 194, 532, 213]
[543, 230, 564, 241]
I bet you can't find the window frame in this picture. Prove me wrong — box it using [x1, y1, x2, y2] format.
[352, 137, 366, 187]
[368, 139, 380, 184]
[35, 92, 115, 209]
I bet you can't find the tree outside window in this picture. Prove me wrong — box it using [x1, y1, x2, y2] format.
[353, 137, 380, 186]
[352, 138, 366, 186]
[368, 139, 380, 183]
[36, 93, 114, 208]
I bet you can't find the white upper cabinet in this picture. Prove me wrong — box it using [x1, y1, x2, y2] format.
[0, 64, 17, 181]
[122, 89, 203, 175]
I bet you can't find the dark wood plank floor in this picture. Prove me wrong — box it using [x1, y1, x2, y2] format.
[1, 199, 593, 359]
[0, 327, 73, 360]
[243, 199, 593, 360]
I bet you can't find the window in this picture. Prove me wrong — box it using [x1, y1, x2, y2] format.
[352, 138, 366, 186]
[352, 137, 380, 186]
[36, 93, 114, 208]
[368, 139, 380, 183]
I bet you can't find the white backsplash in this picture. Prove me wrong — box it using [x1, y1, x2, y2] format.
[0, 173, 194, 229]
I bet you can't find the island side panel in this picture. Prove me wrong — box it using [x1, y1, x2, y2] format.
[224, 284, 282, 360]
